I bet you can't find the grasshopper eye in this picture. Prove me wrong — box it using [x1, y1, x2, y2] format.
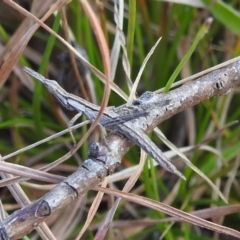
[43, 80, 58, 94]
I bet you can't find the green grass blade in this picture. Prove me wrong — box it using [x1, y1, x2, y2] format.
[33, 12, 61, 138]
[164, 18, 213, 92]
[202, 0, 240, 34]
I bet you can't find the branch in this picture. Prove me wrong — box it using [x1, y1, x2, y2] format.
[1, 60, 240, 239]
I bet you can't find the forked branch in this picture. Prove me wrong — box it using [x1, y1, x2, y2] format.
[1, 60, 240, 239]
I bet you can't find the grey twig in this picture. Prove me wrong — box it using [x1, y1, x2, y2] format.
[1, 60, 240, 239]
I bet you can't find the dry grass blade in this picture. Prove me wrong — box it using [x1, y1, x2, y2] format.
[95, 151, 148, 239]
[160, 0, 205, 8]
[0, 161, 64, 184]
[154, 128, 227, 203]
[224, 151, 240, 197]
[52, 195, 85, 240]
[75, 179, 109, 240]
[160, 205, 240, 222]
[110, 0, 124, 80]
[0, 0, 70, 87]
[80, 0, 111, 139]
[60, 7, 90, 101]
[1, 121, 90, 161]
[0, 0, 55, 65]
[128, 37, 162, 104]
[94, 187, 240, 238]
[96, 202, 240, 227]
